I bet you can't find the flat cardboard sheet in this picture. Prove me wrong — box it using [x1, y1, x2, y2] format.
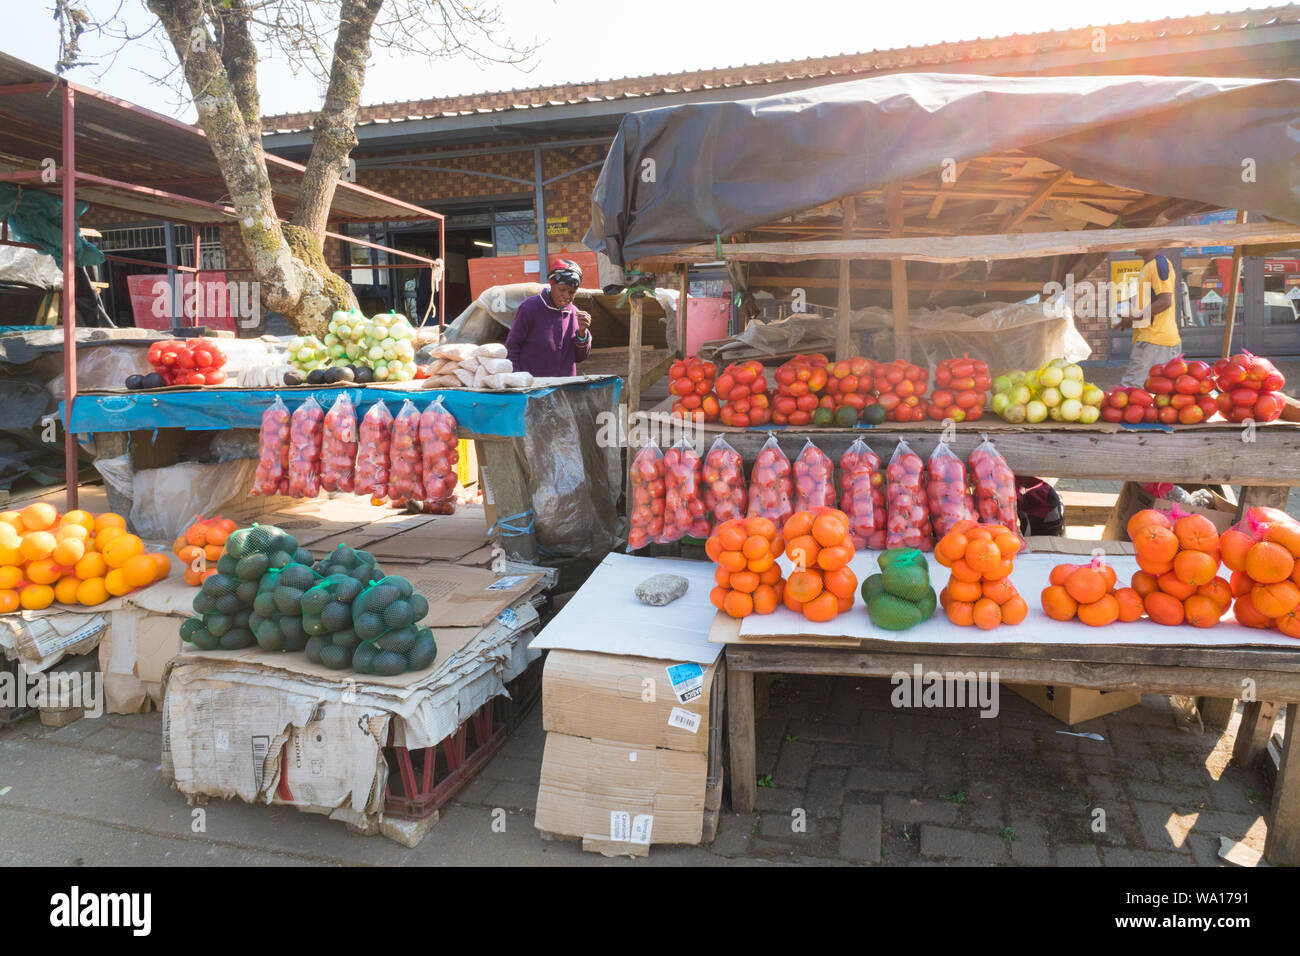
[530, 553, 723, 665]
[734, 551, 1300, 649]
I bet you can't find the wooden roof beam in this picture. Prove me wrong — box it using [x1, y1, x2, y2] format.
[1000, 168, 1074, 232]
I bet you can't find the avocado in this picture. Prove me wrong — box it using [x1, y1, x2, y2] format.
[916, 587, 938, 620]
[321, 601, 352, 633]
[255, 620, 284, 651]
[319, 643, 351, 670]
[235, 553, 270, 581]
[373, 650, 408, 676]
[834, 405, 859, 428]
[201, 573, 240, 598]
[330, 629, 360, 651]
[235, 580, 259, 604]
[812, 406, 834, 427]
[283, 371, 304, 387]
[351, 643, 377, 674]
[306, 368, 327, 385]
[202, 615, 231, 641]
[191, 592, 217, 615]
[363, 584, 400, 610]
[407, 633, 438, 671]
[125, 374, 145, 390]
[293, 548, 314, 566]
[378, 575, 413, 599]
[300, 587, 332, 617]
[219, 627, 255, 650]
[882, 562, 930, 603]
[376, 626, 417, 655]
[354, 610, 384, 641]
[304, 636, 325, 664]
[353, 366, 374, 384]
[214, 592, 244, 616]
[862, 404, 887, 426]
[216, 553, 238, 576]
[334, 366, 355, 383]
[279, 564, 318, 591]
[142, 372, 167, 389]
[273, 586, 304, 615]
[408, 593, 429, 621]
[382, 600, 414, 631]
[866, 592, 925, 631]
[335, 578, 363, 604]
[179, 617, 204, 643]
[861, 573, 885, 604]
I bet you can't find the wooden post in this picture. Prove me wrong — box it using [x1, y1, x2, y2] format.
[836, 198, 855, 360]
[627, 293, 644, 414]
[1197, 696, 1236, 732]
[479, 440, 538, 563]
[1236, 485, 1291, 519]
[1221, 209, 1247, 358]
[727, 665, 757, 813]
[61, 82, 78, 511]
[1233, 699, 1278, 769]
[1264, 703, 1300, 865]
[885, 184, 909, 362]
[677, 265, 689, 358]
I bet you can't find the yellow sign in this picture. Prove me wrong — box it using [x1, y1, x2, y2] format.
[1109, 258, 1143, 315]
[546, 216, 569, 236]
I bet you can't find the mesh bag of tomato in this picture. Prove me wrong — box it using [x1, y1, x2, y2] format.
[627, 439, 667, 551]
[747, 434, 793, 527]
[839, 438, 884, 550]
[771, 353, 830, 427]
[871, 359, 930, 423]
[821, 356, 877, 425]
[929, 354, 990, 423]
[668, 357, 720, 422]
[146, 338, 228, 386]
[661, 438, 710, 542]
[884, 440, 932, 551]
[715, 360, 771, 427]
[1142, 355, 1219, 425]
[703, 436, 746, 534]
[925, 438, 975, 538]
[1214, 351, 1288, 423]
[1100, 386, 1160, 424]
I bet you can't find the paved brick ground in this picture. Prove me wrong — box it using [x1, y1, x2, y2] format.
[0, 677, 1276, 865]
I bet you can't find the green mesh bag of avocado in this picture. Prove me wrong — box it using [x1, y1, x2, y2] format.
[350, 574, 436, 676]
[860, 547, 936, 631]
[243, 562, 321, 653]
[300, 573, 372, 670]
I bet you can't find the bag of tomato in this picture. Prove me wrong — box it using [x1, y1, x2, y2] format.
[747, 434, 792, 526]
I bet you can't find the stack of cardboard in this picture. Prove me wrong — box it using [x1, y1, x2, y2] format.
[531, 553, 723, 857]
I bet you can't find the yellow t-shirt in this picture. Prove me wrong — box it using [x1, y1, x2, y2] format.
[1133, 255, 1180, 347]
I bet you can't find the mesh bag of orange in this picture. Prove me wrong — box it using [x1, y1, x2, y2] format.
[1040, 555, 1144, 628]
[707, 515, 784, 618]
[1209, 505, 1300, 636]
[935, 518, 1027, 630]
[780, 508, 858, 623]
[1125, 506, 1230, 628]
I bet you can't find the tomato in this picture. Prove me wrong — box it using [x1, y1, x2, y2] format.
[202, 370, 226, 385]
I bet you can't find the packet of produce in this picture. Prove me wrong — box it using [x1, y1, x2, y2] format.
[350, 574, 437, 675]
[355, 401, 393, 499]
[926, 438, 975, 538]
[703, 435, 746, 533]
[252, 395, 291, 496]
[885, 439, 932, 551]
[627, 439, 666, 551]
[968, 435, 1027, 549]
[388, 399, 424, 506]
[747, 434, 793, 526]
[661, 439, 709, 542]
[320, 392, 359, 493]
[839, 438, 882, 550]
[793, 438, 836, 512]
[300, 574, 367, 670]
[418, 396, 459, 515]
[286, 395, 325, 498]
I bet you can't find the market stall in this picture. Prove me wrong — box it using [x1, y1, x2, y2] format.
[575, 71, 1300, 864]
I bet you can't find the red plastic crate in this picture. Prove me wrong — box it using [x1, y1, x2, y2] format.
[127, 272, 238, 333]
[382, 697, 507, 820]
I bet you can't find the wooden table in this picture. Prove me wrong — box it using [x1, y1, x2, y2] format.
[724, 635, 1300, 865]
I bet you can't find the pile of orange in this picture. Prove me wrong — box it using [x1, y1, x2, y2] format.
[1127, 509, 1228, 627]
[1220, 505, 1300, 638]
[1041, 559, 1144, 627]
[173, 515, 237, 586]
[707, 516, 785, 619]
[0, 504, 169, 611]
[935, 520, 1027, 629]
[779, 508, 858, 622]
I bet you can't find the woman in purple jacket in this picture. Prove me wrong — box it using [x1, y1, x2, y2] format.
[505, 258, 592, 377]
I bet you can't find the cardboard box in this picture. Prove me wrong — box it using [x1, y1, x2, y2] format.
[1153, 494, 1238, 533]
[1007, 682, 1140, 726]
[101, 607, 183, 714]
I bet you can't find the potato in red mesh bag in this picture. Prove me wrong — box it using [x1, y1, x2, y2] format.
[252, 395, 291, 496]
[747, 434, 793, 526]
[320, 392, 359, 493]
[355, 400, 393, 499]
[388, 399, 424, 506]
[287, 395, 325, 498]
[419, 396, 459, 515]
[885, 439, 932, 551]
[628, 439, 666, 551]
[969, 436, 1020, 532]
[926, 438, 975, 538]
[661, 439, 709, 542]
[839, 438, 882, 550]
[703, 435, 746, 533]
[793, 439, 836, 512]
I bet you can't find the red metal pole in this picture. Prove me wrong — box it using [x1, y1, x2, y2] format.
[61, 82, 78, 512]
[438, 216, 445, 328]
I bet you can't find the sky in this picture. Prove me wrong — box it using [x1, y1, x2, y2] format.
[0, 0, 1266, 121]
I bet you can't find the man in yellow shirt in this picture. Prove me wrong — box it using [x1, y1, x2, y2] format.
[1115, 248, 1180, 386]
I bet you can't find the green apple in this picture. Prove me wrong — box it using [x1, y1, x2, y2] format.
[1059, 378, 1083, 401]
[1079, 405, 1100, 424]
[1038, 366, 1064, 388]
[993, 375, 1013, 394]
[1041, 386, 1062, 408]
[1026, 400, 1048, 423]
[1060, 398, 1083, 422]
[1063, 363, 1084, 381]
[992, 392, 1012, 416]
[1081, 385, 1105, 407]
[1010, 385, 1033, 405]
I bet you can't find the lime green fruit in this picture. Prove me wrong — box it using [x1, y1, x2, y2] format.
[861, 573, 885, 604]
[866, 593, 924, 631]
[883, 563, 930, 602]
[916, 587, 937, 620]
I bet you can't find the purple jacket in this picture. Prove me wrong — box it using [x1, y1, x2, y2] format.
[506, 290, 591, 377]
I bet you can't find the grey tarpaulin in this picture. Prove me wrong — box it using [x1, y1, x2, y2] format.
[585, 72, 1300, 265]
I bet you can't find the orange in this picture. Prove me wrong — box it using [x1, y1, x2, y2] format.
[816, 544, 853, 572]
[1078, 593, 1120, 627]
[0, 523, 18, 546]
[950, 518, 980, 536]
[1251, 580, 1300, 619]
[62, 509, 95, 532]
[55, 523, 89, 543]
[176, 544, 204, 567]
[1041, 585, 1077, 621]
[786, 570, 823, 604]
[1229, 569, 1254, 598]
[93, 512, 126, 533]
[1133, 525, 1179, 565]
[836, 595, 853, 614]
[714, 566, 732, 588]
[185, 521, 210, 547]
[704, 535, 722, 563]
[981, 578, 1017, 605]
[1233, 591, 1274, 629]
[1263, 518, 1300, 559]
[1244, 541, 1295, 585]
[972, 597, 1002, 630]
[823, 566, 857, 601]
[718, 521, 747, 552]
[1157, 571, 1197, 601]
[20, 502, 57, 531]
[1000, 594, 1028, 625]
[184, 567, 207, 587]
[782, 512, 813, 540]
[20, 531, 56, 562]
[19, 583, 54, 610]
[1064, 567, 1107, 605]
[811, 513, 848, 547]
[25, 559, 62, 586]
[1049, 564, 1080, 587]
[1136, 554, 1174, 577]
[1183, 594, 1222, 629]
[723, 590, 754, 619]
[964, 539, 1002, 575]
[1278, 609, 1300, 639]
[759, 564, 782, 586]
[1173, 514, 1221, 555]
[718, 550, 747, 572]
[745, 516, 777, 540]
[752, 584, 778, 615]
[938, 586, 951, 611]
[104, 568, 132, 597]
[709, 586, 728, 611]
[203, 543, 224, 564]
[1173, 550, 1217, 587]
[75, 577, 108, 606]
[0, 589, 17, 613]
[783, 586, 804, 614]
[1144, 590, 1185, 627]
[802, 591, 839, 623]
[51, 537, 85, 567]
[949, 578, 982, 603]
[0, 566, 20, 590]
[1115, 587, 1145, 622]
[742, 535, 771, 561]
[204, 525, 229, 547]
[949, 559, 982, 584]
[122, 554, 158, 589]
[983, 558, 1014, 581]
[946, 600, 975, 626]
[785, 534, 821, 567]
[1097, 564, 1118, 592]
[75, 552, 107, 580]
[1197, 576, 1233, 611]
[53, 576, 80, 605]
[0, 542, 22, 567]
[994, 532, 1021, 558]
[747, 552, 775, 574]
[936, 532, 968, 565]
[103, 533, 145, 569]
[0, 511, 22, 533]
[729, 570, 759, 595]
[1219, 528, 1256, 572]
[95, 526, 126, 547]
[964, 526, 994, 543]
[1127, 508, 1172, 541]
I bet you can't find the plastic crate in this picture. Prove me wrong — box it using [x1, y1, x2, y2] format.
[382, 696, 507, 820]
